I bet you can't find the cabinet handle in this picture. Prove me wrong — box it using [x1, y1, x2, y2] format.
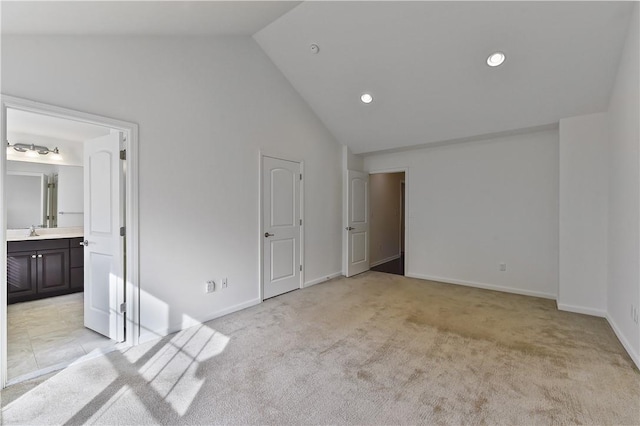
[31, 254, 37, 259]
[37, 254, 43, 258]
[79, 240, 89, 246]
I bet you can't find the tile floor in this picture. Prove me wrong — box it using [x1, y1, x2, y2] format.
[7, 292, 114, 381]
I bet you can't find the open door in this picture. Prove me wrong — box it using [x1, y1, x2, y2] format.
[83, 132, 124, 341]
[345, 170, 370, 277]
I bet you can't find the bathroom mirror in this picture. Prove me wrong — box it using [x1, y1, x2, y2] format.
[6, 160, 83, 229]
[6, 171, 48, 229]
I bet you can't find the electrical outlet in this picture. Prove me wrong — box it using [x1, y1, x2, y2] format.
[206, 280, 215, 293]
[221, 278, 228, 289]
[499, 263, 507, 272]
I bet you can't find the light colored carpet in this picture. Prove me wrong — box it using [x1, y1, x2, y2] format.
[1, 272, 639, 425]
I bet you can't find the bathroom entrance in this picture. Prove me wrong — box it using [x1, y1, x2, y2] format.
[0, 96, 139, 387]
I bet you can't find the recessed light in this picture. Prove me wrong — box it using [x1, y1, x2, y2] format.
[487, 51, 506, 67]
[360, 93, 373, 104]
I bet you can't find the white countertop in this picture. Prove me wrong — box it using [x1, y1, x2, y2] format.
[7, 227, 84, 242]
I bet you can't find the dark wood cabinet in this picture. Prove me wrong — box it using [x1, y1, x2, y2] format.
[7, 251, 37, 299]
[69, 238, 84, 290]
[36, 249, 69, 294]
[7, 237, 83, 304]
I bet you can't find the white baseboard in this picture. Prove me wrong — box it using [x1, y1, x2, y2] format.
[405, 273, 557, 300]
[557, 302, 606, 318]
[606, 313, 640, 370]
[370, 254, 401, 268]
[304, 272, 342, 288]
[140, 298, 262, 342]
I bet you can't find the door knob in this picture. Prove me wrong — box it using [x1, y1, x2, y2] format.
[264, 232, 274, 238]
[79, 240, 89, 246]
[345, 226, 355, 231]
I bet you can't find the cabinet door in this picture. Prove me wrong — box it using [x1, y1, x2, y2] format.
[36, 248, 70, 294]
[7, 251, 37, 298]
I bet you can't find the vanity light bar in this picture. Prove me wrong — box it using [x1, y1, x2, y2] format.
[7, 142, 61, 156]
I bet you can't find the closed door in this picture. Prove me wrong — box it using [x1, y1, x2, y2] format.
[262, 156, 301, 299]
[83, 132, 124, 341]
[346, 170, 370, 277]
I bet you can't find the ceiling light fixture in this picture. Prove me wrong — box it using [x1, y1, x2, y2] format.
[360, 93, 373, 104]
[7, 142, 62, 159]
[487, 51, 506, 67]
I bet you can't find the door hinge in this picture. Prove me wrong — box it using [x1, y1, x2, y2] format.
[119, 302, 126, 313]
[300, 265, 302, 271]
[120, 226, 126, 237]
[120, 149, 126, 160]
[300, 173, 302, 181]
[299, 219, 302, 226]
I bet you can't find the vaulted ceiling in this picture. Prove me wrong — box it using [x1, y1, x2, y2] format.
[255, 2, 634, 154]
[2, 1, 635, 154]
[1, 1, 299, 36]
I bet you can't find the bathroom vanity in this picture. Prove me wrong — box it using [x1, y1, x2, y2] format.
[7, 233, 84, 304]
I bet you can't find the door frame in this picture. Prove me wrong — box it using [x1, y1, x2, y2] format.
[400, 180, 405, 254]
[0, 95, 140, 388]
[367, 167, 410, 276]
[258, 152, 304, 301]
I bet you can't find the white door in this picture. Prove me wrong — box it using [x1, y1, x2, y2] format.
[263, 156, 301, 299]
[83, 132, 124, 341]
[346, 170, 370, 277]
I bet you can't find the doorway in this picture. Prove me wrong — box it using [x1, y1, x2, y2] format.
[369, 171, 406, 276]
[0, 96, 139, 388]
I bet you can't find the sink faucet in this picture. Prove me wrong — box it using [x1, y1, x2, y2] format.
[29, 225, 39, 237]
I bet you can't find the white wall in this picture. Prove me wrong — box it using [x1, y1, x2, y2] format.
[56, 166, 83, 228]
[558, 113, 608, 316]
[343, 145, 363, 172]
[606, 5, 640, 366]
[369, 172, 404, 265]
[364, 129, 559, 299]
[2, 35, 343, 340]
[6, 160, 57, 175]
